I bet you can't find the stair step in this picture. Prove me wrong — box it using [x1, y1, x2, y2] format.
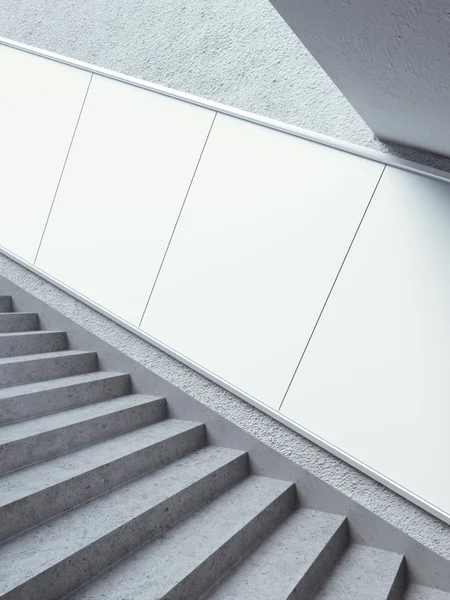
[0, 296, 12, 312]
[0, 446, 248, 600]
[0, 371, 131, 424]
[0, 330, 67, 358]
[313, 544, 405, 600]
[0, 418, 205, 541]
[0, 350, 97, 389]
[68, 476, 295, 600]
[0, 311, 39, 333]
[203, 508, 348, 600]
[0, 393, 166, 475]
[405, 585, 450, 600]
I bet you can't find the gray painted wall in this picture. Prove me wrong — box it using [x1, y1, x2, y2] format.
[2, 0, 450, 173]
[270, 0, 450, 158]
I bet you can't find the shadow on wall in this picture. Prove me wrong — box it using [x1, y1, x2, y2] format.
[375, 136, 450, 174]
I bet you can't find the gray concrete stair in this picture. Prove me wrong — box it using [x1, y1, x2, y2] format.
[0, 350, 97, 389]
[67, 476, 295, 600]
[0, 418, 205, 542]
[313, 544, 405, 600]
[404, 585, 450, 600]
[202, 508, 348, 600]
[0, 446, 249, 600]
[0, 296, 12, 312]
[0, 371, 131, 424]
[0, 330, 67, 357]
[0, 393, 167, 475]
[0, 291, 448, 600]
[0, 312, 39, 333]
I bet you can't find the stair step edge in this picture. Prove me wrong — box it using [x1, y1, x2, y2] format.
[0, 446, 248, 597]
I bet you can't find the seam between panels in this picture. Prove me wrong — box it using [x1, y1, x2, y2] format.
[3, 38, 450, 185]
[138, 111, 218, 328]
[33, 72, 94, 265]
[278, 165, 387, 412]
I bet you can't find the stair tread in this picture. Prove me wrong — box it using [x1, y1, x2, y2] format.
[68, 476, 293, 600]
[0, 330, 65, 338]
[0, 296, 442, 600]
[0, 311, 36, 317]
[313, 544, 404, 600]
[0, 393, 164, 444]
[204, 508, 346, 600]
[0, 418, 201, 507]
[405, 584, 450, 600]
[0, 445, 245, 595]
[0, 371, 127, 400]
[0, 349, 95, 365]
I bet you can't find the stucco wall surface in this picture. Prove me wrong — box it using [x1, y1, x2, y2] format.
[2, 0, 450, 173]
[0, 253, 448, 563]
[269, 0, 450, 157]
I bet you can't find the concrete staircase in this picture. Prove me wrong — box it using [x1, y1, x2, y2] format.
[0, 294, 448, 600]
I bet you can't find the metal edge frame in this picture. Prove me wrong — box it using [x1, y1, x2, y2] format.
[1, 35, 450, 185]
[0, 243, 448, 527]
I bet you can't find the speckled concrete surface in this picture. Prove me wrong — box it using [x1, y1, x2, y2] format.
[0, 350, 97, 394]
[203, 508, 347, 599]
[405, 585, 450, 600]
[314, 544, 404, 600]
[0, 254, 449, 564]
[0, 371, 131, 424]
[0, 330, 67, 357]
[68, 476, 295, 600]
[0, 296, 12, 312]
[0, 311, 38, 332]
[0, 446, 248, 598]
[0, 419, 205, 542]
[2, 0, 450, 173]
[0, 394, 166, 475]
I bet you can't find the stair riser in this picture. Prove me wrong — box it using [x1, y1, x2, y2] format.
[0, 399, 167, 475]
[0, 332, 67, 358]
[168, 485, 297, 600]
[387, 559, 406, 600]
[0, 374, 131, 425]
[313, 545, 406, 600]
[0, 424, 205, 541]
[0, 313, 38, 333]
[289, 520, 349, 600]
[0, 297, 12, 312]
[0, 353, 97, 389]
[2, 454, 248, 600]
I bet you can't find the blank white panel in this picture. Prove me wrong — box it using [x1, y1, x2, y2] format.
[0, 46, 90, 262]
[37, 75, 215, 325]
[282, 167, 450, 520]
[141, 113, 383, 408]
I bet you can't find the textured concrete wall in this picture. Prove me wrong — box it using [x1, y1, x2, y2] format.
[0, 252, 449, 564]
[2, 0, 450, 173]
[270, 0, 450, 157]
